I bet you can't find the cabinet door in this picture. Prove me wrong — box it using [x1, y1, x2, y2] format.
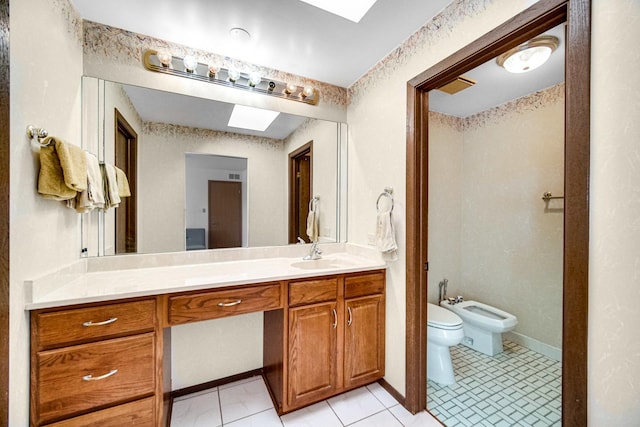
[344, 295, 385, 389]
[288, 301, 338, 408]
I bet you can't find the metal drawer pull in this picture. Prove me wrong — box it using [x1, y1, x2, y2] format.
[82, 317, 118, 327]
[217, 299, 242, 307]
[332, 309, 337, 329]
[347, 306, 353, 326]
[82, 369, 118, 381]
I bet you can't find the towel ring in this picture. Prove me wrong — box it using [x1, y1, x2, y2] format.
[308, 196, 319, 211]
[376, 188, 394, 213]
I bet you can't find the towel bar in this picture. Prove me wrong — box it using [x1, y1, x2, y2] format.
[26, 125, 51, 145]
[542, 191, 564, 201]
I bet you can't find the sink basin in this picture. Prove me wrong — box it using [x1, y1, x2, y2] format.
[290, 258, 353, 270]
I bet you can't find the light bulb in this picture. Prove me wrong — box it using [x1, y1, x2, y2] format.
[228, 67, 241, 83]
[285, 83, 297, 95]
[156, 50, 172, 67]
[302, 86, 314, 98]
[208, 62, 219, 78]
[183, 55, 198, 73]
[248, 71, 261, 87]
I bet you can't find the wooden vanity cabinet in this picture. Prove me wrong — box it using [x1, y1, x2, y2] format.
[266, 269, 385, 414]
[343, 272, 386, 389]
[30, 298, 162, 427]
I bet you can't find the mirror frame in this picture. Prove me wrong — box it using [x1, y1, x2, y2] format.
[405, 0, 590, 425]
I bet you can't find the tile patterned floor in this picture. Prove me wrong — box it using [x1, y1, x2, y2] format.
[171, 376, 442, 427]
[427, 340, 562, 427]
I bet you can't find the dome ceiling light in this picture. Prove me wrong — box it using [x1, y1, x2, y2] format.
[496, 35, 560, 74]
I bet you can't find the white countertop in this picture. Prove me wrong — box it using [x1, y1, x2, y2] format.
[25, 246, 386, 310]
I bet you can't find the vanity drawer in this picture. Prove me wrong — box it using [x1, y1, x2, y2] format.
[42, 397, 154, 427]
[168, 283, 283, 325]
[288, 277, 339, 306]
[34, 333, 156, 425]
[344, 271, 385, 299]
[33, 299, 157, 350]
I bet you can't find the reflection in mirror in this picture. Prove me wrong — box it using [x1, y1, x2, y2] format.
[426, 24, 564, 424]
[81, 77, 346, 256]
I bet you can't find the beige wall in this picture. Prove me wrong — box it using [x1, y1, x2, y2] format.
[428, 112, 464, 304]
[590, 0, 640, 423]
[9, 0, 84, 424]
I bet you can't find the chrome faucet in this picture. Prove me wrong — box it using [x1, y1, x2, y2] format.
[303, 241, 322, 260]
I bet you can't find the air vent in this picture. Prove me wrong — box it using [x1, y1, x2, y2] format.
[228, 173, 240, 180]
[436, 76, 476, 95]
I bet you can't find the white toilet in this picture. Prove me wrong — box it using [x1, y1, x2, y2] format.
[427, 303, 464, 385]
[440, 300, 517, 356]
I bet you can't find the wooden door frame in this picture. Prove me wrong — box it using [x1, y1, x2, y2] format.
[288, 142, 313, 243]
[114, 108, 138, 253]
[405, 0, 590, 425]
[0, 0, 10, 423]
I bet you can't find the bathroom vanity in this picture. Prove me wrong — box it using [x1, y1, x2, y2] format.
[26, 249, 385, 426]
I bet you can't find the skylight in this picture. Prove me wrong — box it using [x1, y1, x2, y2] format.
[227, 105, 280, 132]
[298, 0, 378, 23]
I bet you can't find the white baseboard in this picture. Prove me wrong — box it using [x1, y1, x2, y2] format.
[504, 331, 562, 362]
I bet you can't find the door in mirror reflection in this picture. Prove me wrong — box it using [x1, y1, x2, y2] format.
[114, 108, 138, 254]
[208, 180, 242, 249]
[186, 154, 248, 250]
[289, 142, 313, 243]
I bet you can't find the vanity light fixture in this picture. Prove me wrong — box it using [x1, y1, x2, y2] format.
[496, 35, 559, 74]
[143, 49, 319, 105]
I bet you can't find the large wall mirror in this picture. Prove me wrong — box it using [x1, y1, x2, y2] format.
[81, 77, 347, 257]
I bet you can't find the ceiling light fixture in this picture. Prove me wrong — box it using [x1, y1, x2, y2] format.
[496, 35, 559, 74]
[143, 49, 319, 105]
[229, 27, 251, 43]
[228, 105, 280, 132]
[298, 0, 377, 23]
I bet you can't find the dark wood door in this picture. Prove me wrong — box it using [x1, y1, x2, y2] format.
[114, 109, 137, 254]
[288, 142, 312, 243]
[288, 301, 338, 408]
[208, 180, 242, 249]
[343, 295, 385, 389]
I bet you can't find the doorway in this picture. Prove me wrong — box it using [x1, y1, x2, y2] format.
[404, 1, 590, 425]
[289, 142, 313, 243]
[114, 108, 137, 254]
[208, 180, 242, 249]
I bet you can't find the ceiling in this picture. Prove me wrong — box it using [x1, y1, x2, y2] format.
[123, 84, 308, 139]
[73, 0, 564, 127]
[71, 0, 452, 88]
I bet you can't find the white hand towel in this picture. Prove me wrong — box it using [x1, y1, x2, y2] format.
[306, 210, 318, 242]
[75, 152, 105, 213]
[376, 211, 398, 260]
[102, 163, 121, 210]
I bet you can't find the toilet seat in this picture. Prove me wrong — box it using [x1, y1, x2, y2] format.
[428, 304, 463, 330]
